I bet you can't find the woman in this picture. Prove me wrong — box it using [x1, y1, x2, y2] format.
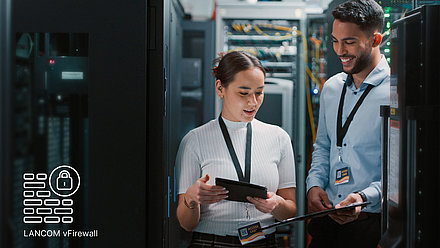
[176, 51, 296, 247]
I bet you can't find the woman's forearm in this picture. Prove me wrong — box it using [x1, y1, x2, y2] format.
[272, 198, 297, 221]
[272, 187, 297, 221]
[177, 194, 200, 231]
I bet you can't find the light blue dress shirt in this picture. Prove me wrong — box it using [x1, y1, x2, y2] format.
[306, 55, 390, 213]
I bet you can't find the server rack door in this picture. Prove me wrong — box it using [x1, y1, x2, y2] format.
[0, 0, 13, 246]
[380, 5, 440, 248]
[3, 0, 148, 247]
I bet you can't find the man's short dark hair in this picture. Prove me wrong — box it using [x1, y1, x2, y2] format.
[332, 0, 384, 34]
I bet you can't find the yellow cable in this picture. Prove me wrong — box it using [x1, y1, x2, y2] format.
[273, 24, 292, 32]
[306, 67, 321, 86]
[232, 24, 241, 32]
[253, 24, 263, 34]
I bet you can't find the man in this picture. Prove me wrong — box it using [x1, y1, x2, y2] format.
[306, 0, 389, 247]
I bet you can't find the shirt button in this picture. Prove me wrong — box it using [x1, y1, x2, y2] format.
[354, 92, 357, 95]
[344, 144, 347, 146]
[338, 194, 342, 198]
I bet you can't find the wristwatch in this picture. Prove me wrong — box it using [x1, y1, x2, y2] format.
[356, 191, 367, 203]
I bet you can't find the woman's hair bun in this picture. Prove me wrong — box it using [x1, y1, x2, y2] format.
[212, 51, 265, 86]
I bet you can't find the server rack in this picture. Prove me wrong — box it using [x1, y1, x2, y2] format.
[169, 19, 217, 248]
[303, 13, 327, 174]
[379, 5, 440, 248]
[215, 2, 307, 248]
[13, 32, 89, 248]
[2, 0, 149, 247]
[163, 1, 186, 247]
[180, 20, 216, 139]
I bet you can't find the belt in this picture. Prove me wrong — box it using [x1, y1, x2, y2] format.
[192, 231, 276, 246]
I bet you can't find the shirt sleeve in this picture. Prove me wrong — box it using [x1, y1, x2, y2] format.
[361, 173, 381, 207]
[306, 85, 331, 193]
[277, 128, 296, 189]
[175, 131, 202, 195]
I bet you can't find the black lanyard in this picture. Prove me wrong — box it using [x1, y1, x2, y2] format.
[336, 76, 374, 148]
[218, 116, 252, 183]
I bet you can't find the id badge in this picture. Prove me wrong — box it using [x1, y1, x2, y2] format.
[335, 166, 350, 185]
[238, 222, 265, 245]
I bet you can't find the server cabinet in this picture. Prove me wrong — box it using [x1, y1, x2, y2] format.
[174, 20, 216, 247]
[379, 5, 440, 248]
[13, 32, 89, 248]
[2, 0, 148, 247]
[180, 20, 216, 139]
[164, 1, 187, 247]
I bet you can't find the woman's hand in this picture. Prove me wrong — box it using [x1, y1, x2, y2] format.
[177, 174, 229, 231]
[246, 192, 282, 213]
[246, 188, 296, 221]
[184, 174, 229, 207]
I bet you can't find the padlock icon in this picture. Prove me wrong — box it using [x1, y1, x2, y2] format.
[56, 170, 72, 190]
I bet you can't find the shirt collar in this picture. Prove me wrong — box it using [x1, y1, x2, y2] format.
[221, 116, 252, 130]
[344, 55, 390, 90]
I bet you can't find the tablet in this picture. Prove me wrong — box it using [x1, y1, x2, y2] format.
[237, 201, 371, 245]
[259, 201, 371, 230]
[215, 177, 267, 202]
[304, 201, 371, 219]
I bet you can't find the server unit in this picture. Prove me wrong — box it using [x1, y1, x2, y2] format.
[379, 5, 440, 248]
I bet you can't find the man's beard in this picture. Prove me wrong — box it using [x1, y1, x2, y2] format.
[343, 49, 372, 75]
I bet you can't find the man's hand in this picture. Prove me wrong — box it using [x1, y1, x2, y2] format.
[307, 186, 333, 213]
[329, 193, 363, 224]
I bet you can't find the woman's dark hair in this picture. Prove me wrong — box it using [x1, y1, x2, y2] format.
[212, 51, 266, 88]
[332, 0, 384, 35]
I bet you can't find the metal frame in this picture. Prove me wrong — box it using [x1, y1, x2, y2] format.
[0, 0, 12, 247]
[148, 0, 166, 247]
